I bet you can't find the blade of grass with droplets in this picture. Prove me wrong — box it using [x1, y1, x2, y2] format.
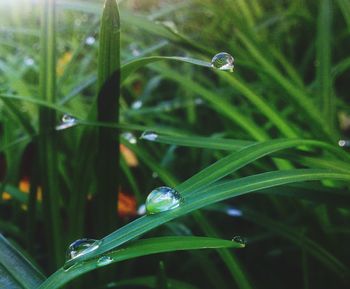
[38, 0, 64, 268]
[317, 0, 334, 132]
[0, 235, 45, 289]
[62, 137, 350, 266]
[94, 0, 121, 236]
[40, 169, 350, 289]
[39, 236, 243, 289]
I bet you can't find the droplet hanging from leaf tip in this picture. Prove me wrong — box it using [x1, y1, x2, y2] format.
[211, 52, 234, 72]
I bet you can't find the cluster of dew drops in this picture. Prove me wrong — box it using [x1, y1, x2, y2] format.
[62, 52, 240, 269]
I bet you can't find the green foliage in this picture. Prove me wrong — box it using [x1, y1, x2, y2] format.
[0, 0, 349, 289]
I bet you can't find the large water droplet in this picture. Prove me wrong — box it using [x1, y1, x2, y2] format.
[97, 255, 113, 267]
[65, 238, 101, 262]
[338, 140, 350, 147]
[145, 186, 183, 214]
[211, 52, 234, 72]
[232, 236, 246, 246]
[122, 132, 137, 144]
[140, 131, 158, 141]
[55, 114, 78, 131]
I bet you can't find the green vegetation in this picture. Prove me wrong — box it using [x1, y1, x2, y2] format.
[0, 0, 349, 288]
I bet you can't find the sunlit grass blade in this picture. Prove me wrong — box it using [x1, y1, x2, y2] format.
[121, 56, 211, 84]
[39, 236, 243, 289]
[0, 234, 45, 289]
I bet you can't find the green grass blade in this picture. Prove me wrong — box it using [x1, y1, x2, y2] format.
[0, 235, 46, 289]
[317, 0, 334, 131]
[38, 0, 64, 268]
[140, 133, 253, 150]
[39, 236, 242, 289]
[95, 0, 121, 236]
[121, 56, 211, 84]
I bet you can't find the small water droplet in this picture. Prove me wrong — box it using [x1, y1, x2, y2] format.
[140, 131, 158, 141]
[152, 172, 158, 179]
[122, 132, 137, 144]
[131, 100, 143, 110]
[232, 236, 246, 246]
[85, 36, 95, 46]
[55, 114, 78, 131]
[65, 238, 101, 262]
[338, 140, 350, 147]
[97, 255, 113, 267]
[145, 186, 183, 214]
[24, 57, 35, 66]
[226, 207, 242, 217]
[129, 43, 141, 57]
[211, 52, 234, 72]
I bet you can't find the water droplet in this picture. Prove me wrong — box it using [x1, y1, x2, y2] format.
[65, 238, 101, 262]
[24, 57, 35, 66]
[97, 255, 113, 267]
[338, 140, 350, 147]
[152, 172, 158, 179]
[85, 36, 96, 46]
[140, 131, 158, 141]
[232, 236, 246, 246]
[129, 43, 141, 57]
[145, 186, 183, 214]
[131, 100, 143, 110]
[226, 207, 242, 217]
[211, 52, 234, 72]
[55, 114, 78, 131]
[122, 132, 137, 144]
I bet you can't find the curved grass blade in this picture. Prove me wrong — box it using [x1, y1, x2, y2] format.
[39, 236, 243, 289]
[0, 235, 45, 289]
[121, 56, 211, 84]
[62, 169, 350, 271]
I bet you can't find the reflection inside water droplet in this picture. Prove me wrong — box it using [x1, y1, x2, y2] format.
[145, 186, 183, 214]
[55, 114, 78, 131]
[232, 236, 246, 246]
[122, 132, 137, 144]
[211, 52, 234, 72]
[65, 238, 101, 262]
[140, 131, 158, 141]
[97, 255, 113, 266]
